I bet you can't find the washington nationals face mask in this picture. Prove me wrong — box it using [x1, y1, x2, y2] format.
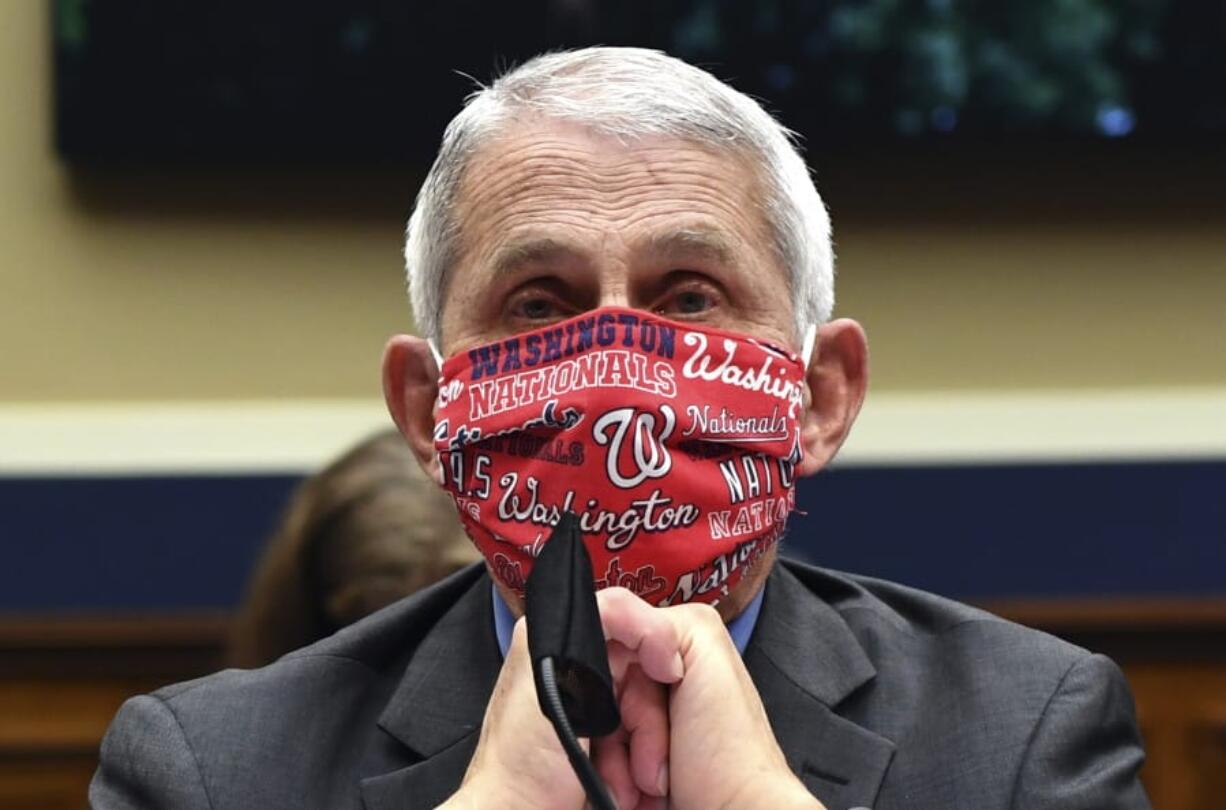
[431, 307, 810, 608]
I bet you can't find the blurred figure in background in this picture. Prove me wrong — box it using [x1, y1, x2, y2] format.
[228, 429, 478, 668]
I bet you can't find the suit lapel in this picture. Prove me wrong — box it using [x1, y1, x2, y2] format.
[360, 574, 501, 810]
[746, 562, 897, 809]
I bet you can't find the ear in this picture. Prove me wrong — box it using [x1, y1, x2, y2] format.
[382, 335, 442, 482]
[796, 318, 869, 477]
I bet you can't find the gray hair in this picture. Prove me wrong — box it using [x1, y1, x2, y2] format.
[404, 46, 833, 345]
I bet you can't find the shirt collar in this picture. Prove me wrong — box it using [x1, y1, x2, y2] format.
[491, 584, 764, 658]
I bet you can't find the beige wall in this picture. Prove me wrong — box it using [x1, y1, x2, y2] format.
[1, 5, 1222, 406]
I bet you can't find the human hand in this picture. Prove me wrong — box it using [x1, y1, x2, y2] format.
[438, 616, 584, 810]
[440, 611, 678, 810]
[443, 586, 823, 810]
[596, 587, 825, 810]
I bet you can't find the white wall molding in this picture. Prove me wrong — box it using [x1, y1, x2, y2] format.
[839, 387, 1226, 466]
[1, 388, 1224, 475]
[0, 400, 394, 476]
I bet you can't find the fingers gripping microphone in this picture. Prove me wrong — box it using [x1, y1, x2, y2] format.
[525, 512, 620, 810]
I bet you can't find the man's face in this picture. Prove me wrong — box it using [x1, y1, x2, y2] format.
[436, 119, 799, 358]
[432, 119, 800, 617]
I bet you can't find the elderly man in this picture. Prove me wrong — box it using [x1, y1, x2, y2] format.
[91, 48, 1149, 810]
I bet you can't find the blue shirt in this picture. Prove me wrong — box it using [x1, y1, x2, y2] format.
[492, 585, 764, 658]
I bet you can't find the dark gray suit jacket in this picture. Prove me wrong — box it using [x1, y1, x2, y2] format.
[90, 560, 1150, 809]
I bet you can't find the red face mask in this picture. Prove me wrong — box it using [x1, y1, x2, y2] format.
[433, 307, 808, 608]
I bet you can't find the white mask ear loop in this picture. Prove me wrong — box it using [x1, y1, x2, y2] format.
[427, 338, 445, 371]
[426, 338, 447, 487]
[800, 322, 818, 369]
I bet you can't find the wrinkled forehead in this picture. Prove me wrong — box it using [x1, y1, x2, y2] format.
[447, 118, 777, 271]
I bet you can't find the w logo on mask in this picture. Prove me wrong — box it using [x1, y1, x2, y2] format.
[592, 405, 676, 489]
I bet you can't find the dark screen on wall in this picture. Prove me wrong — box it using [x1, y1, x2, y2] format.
[53, 0, 1226, 163]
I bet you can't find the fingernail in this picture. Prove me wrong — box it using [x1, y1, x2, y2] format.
[657, 763, 669, 796]
[670, 652, 684, 680]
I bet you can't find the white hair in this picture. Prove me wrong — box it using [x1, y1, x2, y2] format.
[404, 46, 834, 344]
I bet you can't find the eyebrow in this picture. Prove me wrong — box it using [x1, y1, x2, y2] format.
[645, 227, 739, 269]
[489, 237, 587, 277]
[487, 227, 740, 277]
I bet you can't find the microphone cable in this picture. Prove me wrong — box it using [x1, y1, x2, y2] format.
[538, 656, 617, 810]
[526, 512, 620, 810]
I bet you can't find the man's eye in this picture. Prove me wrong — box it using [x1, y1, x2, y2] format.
[656, 286, 718, 318]
[512, 296, 558, 321]
[674, 290, 712, 314]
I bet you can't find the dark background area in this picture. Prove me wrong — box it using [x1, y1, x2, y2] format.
[55, 0, 1226, 163]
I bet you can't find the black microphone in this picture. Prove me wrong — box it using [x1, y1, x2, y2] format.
[525, 511, 620, 810]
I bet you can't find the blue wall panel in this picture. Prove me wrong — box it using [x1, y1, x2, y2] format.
[788, 460, 1226, 599]
[1, 460, 1223, 610]
[1, 475, 299, 611]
